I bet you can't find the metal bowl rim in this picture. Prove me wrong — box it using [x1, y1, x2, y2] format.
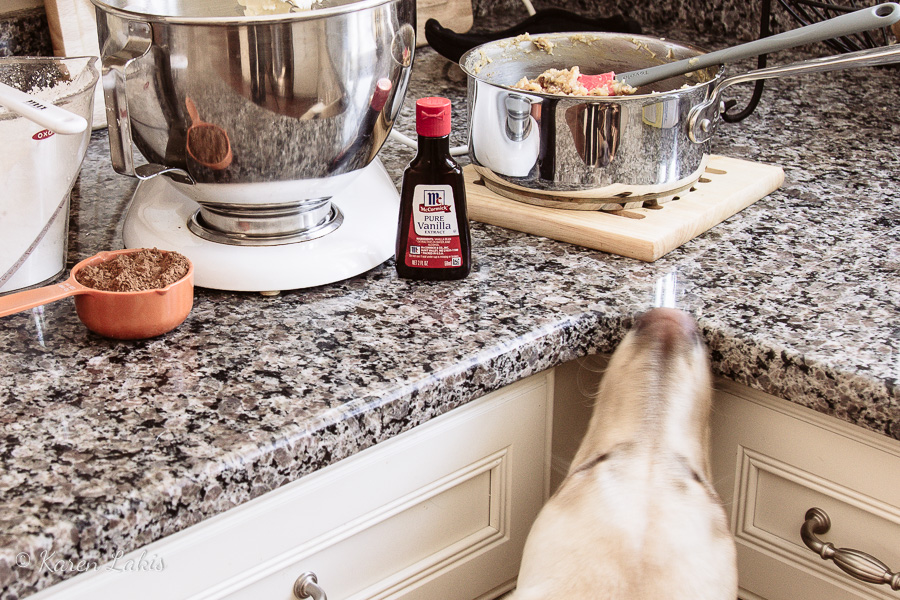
[459, 31, 721, 101]
[89, 0, 400, 25]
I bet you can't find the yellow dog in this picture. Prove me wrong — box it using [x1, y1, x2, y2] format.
[509, 308, 737, 599]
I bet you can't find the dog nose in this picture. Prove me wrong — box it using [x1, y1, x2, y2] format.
[632, 308, 700, 344]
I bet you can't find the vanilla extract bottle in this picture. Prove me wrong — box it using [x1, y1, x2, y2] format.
[395, 97, 471, 280]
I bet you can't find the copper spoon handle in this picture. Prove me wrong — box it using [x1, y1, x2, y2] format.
[0, 276, 88, 318]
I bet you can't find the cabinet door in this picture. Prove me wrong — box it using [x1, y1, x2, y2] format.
[711, 380, 900, 600]
[30, 372, 552, 600]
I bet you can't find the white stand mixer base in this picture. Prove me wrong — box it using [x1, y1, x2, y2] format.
[123, 160, 399, 292]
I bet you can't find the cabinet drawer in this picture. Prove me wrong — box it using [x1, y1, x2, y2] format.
[31, 372, 552, 600]
[711, 380, 900, 600]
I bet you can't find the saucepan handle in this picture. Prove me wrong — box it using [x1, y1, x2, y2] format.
[688, 43, 900, 143]
[621, 2, 900, 88]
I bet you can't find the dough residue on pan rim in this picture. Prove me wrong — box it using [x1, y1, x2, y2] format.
[512, 66, 637, 97]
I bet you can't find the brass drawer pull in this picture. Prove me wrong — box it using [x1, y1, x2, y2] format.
[801, 507, 900, 591]
[293, 571, 328, 600]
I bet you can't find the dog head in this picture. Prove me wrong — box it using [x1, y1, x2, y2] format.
[583, 308, 714, 476]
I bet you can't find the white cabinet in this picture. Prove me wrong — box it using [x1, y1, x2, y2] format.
[31, 372, 552, 600]
[710, 379, 900, 600]
[27, 359, 900, 600]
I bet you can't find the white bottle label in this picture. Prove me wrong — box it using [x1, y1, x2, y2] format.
[412, 184, 459, 237]
[403, 184, 463, 269]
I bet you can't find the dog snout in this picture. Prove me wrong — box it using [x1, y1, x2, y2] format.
[632, 308, 701, 347]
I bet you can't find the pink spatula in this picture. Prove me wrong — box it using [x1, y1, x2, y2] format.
[578, 2, 900, 93]
[577, 71, 617, 94]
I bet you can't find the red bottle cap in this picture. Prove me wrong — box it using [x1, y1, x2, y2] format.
[415, 97, 451, 138]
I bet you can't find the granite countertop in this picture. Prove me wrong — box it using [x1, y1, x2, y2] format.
[1, 31, 899, 599]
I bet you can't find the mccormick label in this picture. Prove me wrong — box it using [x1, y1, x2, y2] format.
[404, 184, 463, 269]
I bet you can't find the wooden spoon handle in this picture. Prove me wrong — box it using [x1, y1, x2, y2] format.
[0, 278, 85, 317]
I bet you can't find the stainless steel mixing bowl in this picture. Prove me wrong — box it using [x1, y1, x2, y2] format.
[92, 0, 415, 239]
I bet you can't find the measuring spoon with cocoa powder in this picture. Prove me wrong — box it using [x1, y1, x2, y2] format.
[0, 248, 194, 340]
[185, 97, 232, 170]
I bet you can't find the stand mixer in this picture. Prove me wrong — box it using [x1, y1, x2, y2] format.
[91, 0, 416, 292]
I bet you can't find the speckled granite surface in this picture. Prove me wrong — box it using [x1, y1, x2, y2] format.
[0, 8, 52, 57]
[473, 0, 832, 42]
[473, 0, 768, 40]
[1, 19, 899, 600]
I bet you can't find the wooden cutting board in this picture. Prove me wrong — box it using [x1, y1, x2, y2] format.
[465, 155, 785, 262]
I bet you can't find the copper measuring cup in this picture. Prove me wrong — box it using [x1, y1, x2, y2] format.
[0, 249, 194, 340]
[185, 97, 233, 170]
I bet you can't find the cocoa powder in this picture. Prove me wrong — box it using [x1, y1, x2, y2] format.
[75, 249, 190, 292]
[188, 126, 229, 166]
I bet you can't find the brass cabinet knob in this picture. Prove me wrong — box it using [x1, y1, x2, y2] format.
[293, 571, 328, 600]
[801, 507, 900, 591]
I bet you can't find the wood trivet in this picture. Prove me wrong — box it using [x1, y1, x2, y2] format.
[465, 155, 784, 262]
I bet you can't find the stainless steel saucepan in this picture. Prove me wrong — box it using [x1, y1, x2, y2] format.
[460, 30, 900, 209]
